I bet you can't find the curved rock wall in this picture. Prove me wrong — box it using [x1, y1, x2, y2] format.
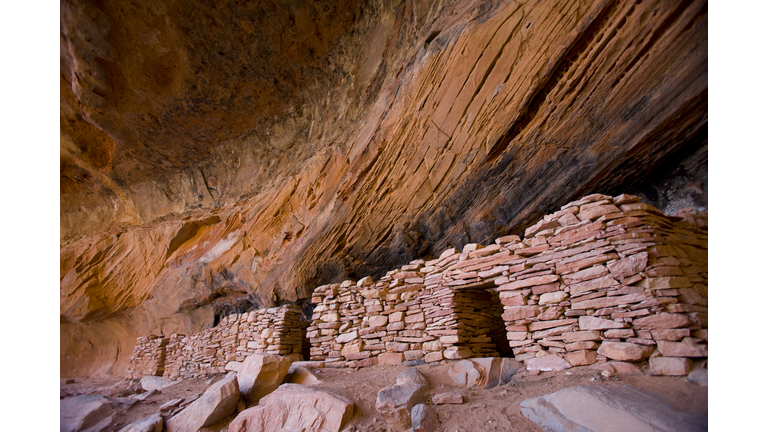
[60, 0, 707, 376]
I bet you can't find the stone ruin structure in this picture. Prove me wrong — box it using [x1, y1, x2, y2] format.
[128, 193, 708, 378]
[126, 305, 307, 380]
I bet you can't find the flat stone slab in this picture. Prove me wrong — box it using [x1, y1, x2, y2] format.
[520, 384, 706, 432]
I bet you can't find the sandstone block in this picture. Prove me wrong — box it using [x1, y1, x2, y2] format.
[368, 315, 389, 328]
[502, 306, 542, 321]
[565, 341, 599, 351]
[597, 342, 653, 362]
[167, 374, 239, 432]
[539, 291, 568, 305]
[60, 395, 114, 432]
[563, 331, 602, 342]
[237, 354, 293, 402]
[657, 341, 707, 358]
[525, 354, 571, 372]
[565, 350, 597, 366]
[632, 313, 691, 329]
[578, 315, 627, 330]
[378, 352, 405, 364]
[649, 357, 693, 376]
[335, 331, 359, 344]
[607, 252, 648, 279]
[443, 347, 473, 359]
[385, 341, 409, 352]
[432, 392, 463, 404]
[228, 384, 354, 432]
[499, 358, 523, 385]
[603, 329, 635, 338]
[651, 328, 690, 341]
[411, 404, 439, 432]
[424, 351, 443, 363]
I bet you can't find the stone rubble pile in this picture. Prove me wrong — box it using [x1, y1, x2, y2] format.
[307, 193, 708, 374]
[127, 305, 306, 380]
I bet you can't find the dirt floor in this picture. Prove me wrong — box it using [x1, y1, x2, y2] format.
[60, 360, 708, 432]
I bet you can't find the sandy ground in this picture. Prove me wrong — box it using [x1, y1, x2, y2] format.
[60, 361, 708, 432]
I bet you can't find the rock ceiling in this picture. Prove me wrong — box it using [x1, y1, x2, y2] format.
[60, 0, 707, 376]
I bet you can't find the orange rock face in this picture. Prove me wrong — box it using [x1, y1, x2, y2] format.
[60, 0, 707, 376]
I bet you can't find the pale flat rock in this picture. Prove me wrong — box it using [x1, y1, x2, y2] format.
[228, 384, 354, 432]
[140, 376, 177, 392]
[524, 354, 572, 372]
[237, 354, 293, 402]
[61, 395, 114, 432]
[607, 252, 648, 279]
[116, 414, 163, 432]
[520, 384, 706, 432]
[578, 316, 627, 330]
[166, 374, 239, 432]
[432, 392, 463, 404]
[411, 403, 439, 432]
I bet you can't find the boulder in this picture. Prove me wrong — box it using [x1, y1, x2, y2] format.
[60, 395, 114, 432]
[521, 385, 707, 432]
[237, 354, 293, 402]
[166, 374, 239, 432]
[447, 360, 483, 387]
[411, 404, 439, 432]
[116, 414, 163, 432]
[376, 368, 429, 430]
[228, 384, 354, 432]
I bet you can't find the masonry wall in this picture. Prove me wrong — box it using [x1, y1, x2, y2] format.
[126, 304, 306, 379]
[307, 193, 708, 370]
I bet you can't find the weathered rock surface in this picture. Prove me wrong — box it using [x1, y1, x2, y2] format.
[376, 368, 430, 430]
[116, 414, 163, 432]
[520, 385, 707, 432]
[237, 354, 293, 402]
[165, 374, 239, 432]
[228, 384, 354, 432]
[60, 395, 114, 432]
[139, 376, 176, 392]
[447, 360, 483, 387]
[60, 0, 708, 377]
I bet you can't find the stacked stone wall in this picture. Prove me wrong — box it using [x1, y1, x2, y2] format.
[307, 193, 708, 372]
[126, 304, 306, 379]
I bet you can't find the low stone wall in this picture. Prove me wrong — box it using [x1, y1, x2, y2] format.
[126, 335, 169, 379]
[308, 193, 708, 372]
[126, 304, 306, 379]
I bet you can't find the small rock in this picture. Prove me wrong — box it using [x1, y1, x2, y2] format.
[524, 354, 572, 372]
[403, 359, 426, 366]
[376, 368, 430, 430]
[597, 342, 654, 362]
[411, 404, 439, 432]
[432, 392, 463, 405]
[129, 389, 156, 401]
[158, 398, 183, 412]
